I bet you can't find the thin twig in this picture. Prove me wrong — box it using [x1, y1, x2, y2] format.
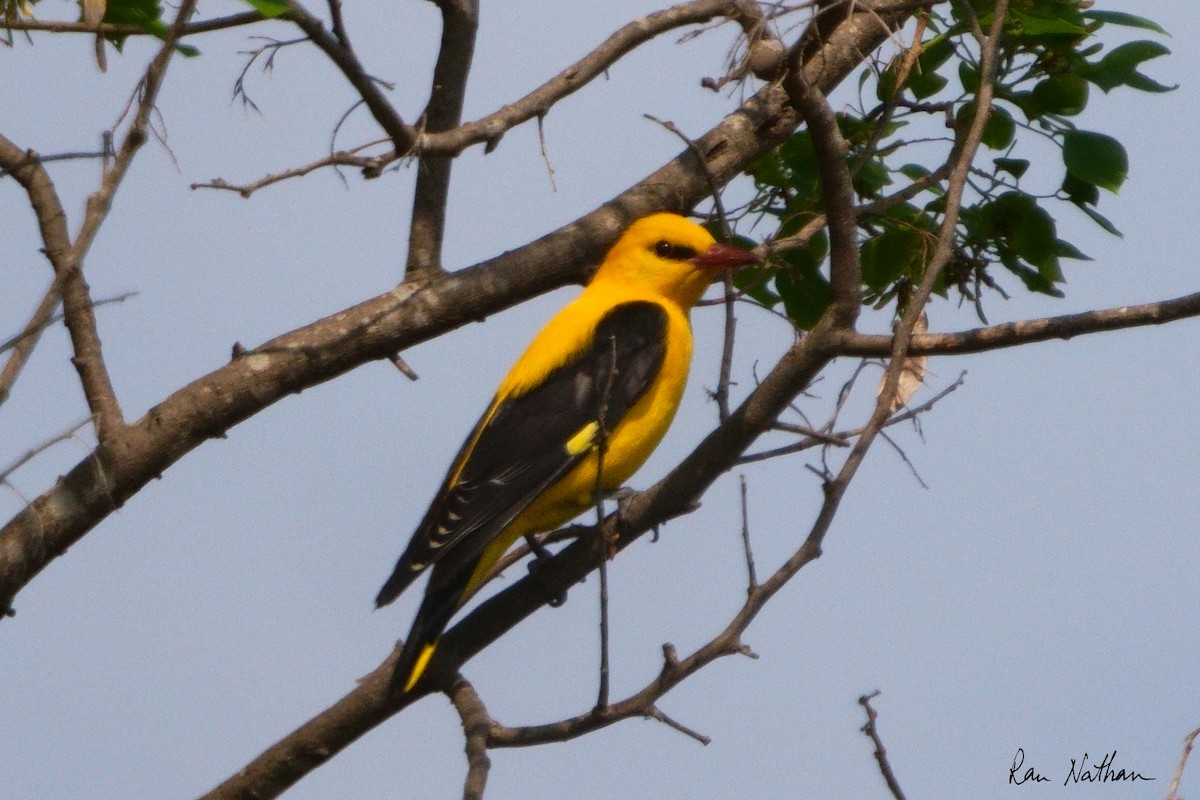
[738, 474, 758, 592]
[736, 370, 964, 465]
[1166, 726, 1200, 800]
[536, 114, 557, 191]
[190, 142, 392, 197]
[285, 1, 417, 153]
[0, 275, 63, 408]
[783, 57, 860, 325]
[0, 149, 108, 179]
[879, 429, 928, 489]
[383, 0, 760, 159]
[642, 112, 738, 420]
[593, 334, 619, 711]
[645, 705, 711, 745]
[0, 418, 94, 486]
[0, 289, 137, 408]
[859, 691, 908, 800]
[387, 353, 420, 381]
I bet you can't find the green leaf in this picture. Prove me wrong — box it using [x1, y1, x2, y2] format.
[957, 103, 1015, 150]
[1003, 195, 1057, 268]
[733, 266, 780, 309]
[976, 192, 1059, 272]
[1060, 172, 1099, 207]
[1029, 73, 1089, 117]
[994, 157, 1030, 179]
[102, 0, 197, 54]
[1083, 40, 1175, 93]
[852, 158, 892, 199]
[1054, 238, 1092, 262]
[775, 250, 831, 330]
[908, 70, 948, 100]
[898, 163, 932, 181]
[1082, 10, 1169, 36]
[876, 62, 899, 102]
[1104, 40, 1172, 71]
[917, 33, 954, 73]
[958, 60, 979, 93]
[860, 226, 930, 292]
[981, 107, 1015, 149]
[1120, 71, 1177, 94]
[1062, 130, 1128, 193]
[244, 0, 289, 17]
[1078, 204, 1123, 238]
[1011, 8, 1088, 37]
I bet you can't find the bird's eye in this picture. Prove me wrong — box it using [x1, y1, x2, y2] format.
[653, 240, 697, 260]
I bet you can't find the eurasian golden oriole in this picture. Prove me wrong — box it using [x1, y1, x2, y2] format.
[377, 213, 757, 693]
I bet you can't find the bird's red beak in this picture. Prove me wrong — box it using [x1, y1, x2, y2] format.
[692, 242, 760, 271]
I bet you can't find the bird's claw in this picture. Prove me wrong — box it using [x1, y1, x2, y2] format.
[525, 534, 568, 607]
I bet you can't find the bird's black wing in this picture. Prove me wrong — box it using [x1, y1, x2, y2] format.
[376, 300, 668, 606]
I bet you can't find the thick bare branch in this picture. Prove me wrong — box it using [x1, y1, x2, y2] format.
[1, 10, 267, 37]
[783, 50, 860, 323]
[51, 0, 199, 444]
[833, 292, 1200, 356]
[0, 0, 909, 618]
[447, 676, 492, 800]
[406, 0, 479, 278]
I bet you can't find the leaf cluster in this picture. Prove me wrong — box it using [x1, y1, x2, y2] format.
[743, 1, 1172, 327]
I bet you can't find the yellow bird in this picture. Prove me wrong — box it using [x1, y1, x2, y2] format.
[377, 213, 758, 694]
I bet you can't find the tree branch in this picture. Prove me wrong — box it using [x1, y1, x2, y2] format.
[1166, 726, 1200, 800]
[0, 289, 137, 409]
[447, 675, 492, 800]
[859, 691, 909, 800]
[405, 0, 479, 278]
[792, 0, 1008, 573]
[0, 0, 909, 617]
[832, 291, 1200, 356]
[285, 1, 418, 152]
[189, 142, 393, 197]
[783, 45, 861, 324]
[54, 0, 199, 444]
[0, 275, 64, 409]
[1, 10, 267, 37]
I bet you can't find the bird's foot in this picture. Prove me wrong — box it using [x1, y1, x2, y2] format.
[525, 534, 567, 607]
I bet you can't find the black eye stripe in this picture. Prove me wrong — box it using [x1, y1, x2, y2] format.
[652, 240, 698, 261]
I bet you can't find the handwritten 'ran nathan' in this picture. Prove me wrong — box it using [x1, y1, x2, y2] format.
[1009, 749, 1156, 787]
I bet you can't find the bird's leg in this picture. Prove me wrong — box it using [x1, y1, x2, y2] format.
[610, 486, 700, 544]
[524, 534, 567, 607]
[608, 485, 657, 546]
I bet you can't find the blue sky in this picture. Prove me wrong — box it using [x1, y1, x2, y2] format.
[2, 2, 1197, 798]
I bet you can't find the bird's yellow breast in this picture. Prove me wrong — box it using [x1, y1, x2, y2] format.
[467, 287, 694, 589]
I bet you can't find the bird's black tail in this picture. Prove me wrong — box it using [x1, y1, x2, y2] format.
[388, 581, 462, 695]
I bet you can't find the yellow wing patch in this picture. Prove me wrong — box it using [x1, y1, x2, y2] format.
[565, 421, 599, 455]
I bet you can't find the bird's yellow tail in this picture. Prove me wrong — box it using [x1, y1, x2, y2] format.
[399, 641, 438, 694]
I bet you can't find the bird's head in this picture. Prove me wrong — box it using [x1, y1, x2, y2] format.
[591, 213, 759, 308]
